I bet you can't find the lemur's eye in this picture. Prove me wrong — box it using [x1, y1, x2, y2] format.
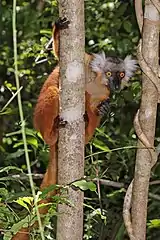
[106, 71, 112, 77]
[119, 72, 125, 78]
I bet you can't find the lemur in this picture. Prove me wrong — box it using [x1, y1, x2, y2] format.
[12, 18, 137, 240]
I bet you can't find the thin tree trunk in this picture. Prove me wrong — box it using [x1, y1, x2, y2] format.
[131, 1, 159, 239]
[56, 1, 85, 240]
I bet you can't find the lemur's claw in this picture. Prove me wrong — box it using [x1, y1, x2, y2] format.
[54, 116, 68, 129]
[55, 17, 70, 29]
[97, 98, 110, 117]
[59, 117, 68, 127]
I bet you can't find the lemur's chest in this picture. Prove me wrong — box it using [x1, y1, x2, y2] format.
[86, 82, 109, 110]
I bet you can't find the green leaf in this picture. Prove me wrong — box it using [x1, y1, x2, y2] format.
[14, 198, 31, 212]
[20, 196, 33, 206]
[40, 29, 52, 35]
[0, 188, 8, 197]
[72, 180, 96, 192]
[123, 21, 132, 33]
[96, 128, 115, 143]
[92, 138, 110, 152]
[13, 142, 24, 148]
[148, 219, 160, 229]
[37, 202, 52, 209]
[116, 4, 128, 17]
[25, 128, 38, 137]
[40, 184, 59, 199]
[8, 215, 33, 235]
[0, 108, 13, 115]
[13, 138, 38, 148]
[123, 90, 133, 101]
[37, 131, 44, 140]
[6, 149, 25, 160]
[26, 137, 38, 148]
[3, 232, 13, 240]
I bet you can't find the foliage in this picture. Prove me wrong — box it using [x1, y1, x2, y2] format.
[1, 0, 160, 239]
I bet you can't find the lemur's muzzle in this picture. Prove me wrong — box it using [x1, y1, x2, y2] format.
[108, 76, 121, 91]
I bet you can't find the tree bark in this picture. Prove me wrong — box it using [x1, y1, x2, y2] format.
[131, 1, 159, 239]
[56, 1, 85, 240]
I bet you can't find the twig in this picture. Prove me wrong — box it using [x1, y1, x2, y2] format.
[0, 86, 23, 113]
[93, 178, 124, 188]
[35, 37, 53, 64]
[9, 173, 44, 180]
[150, 180, 160, 185]
[148, 193, 160, 201]
[95, 170, 103, 215]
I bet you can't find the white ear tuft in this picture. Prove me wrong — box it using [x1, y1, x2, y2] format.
[90, 51, 106, 73]
[124, 55, 138, 78]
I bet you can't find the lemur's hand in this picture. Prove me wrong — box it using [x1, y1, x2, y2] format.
[54, 116, 68, 129]
[55, 17, 70, 29]
[97, 98, 110, 117]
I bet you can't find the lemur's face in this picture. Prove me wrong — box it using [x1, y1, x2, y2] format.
[105, 71, 125, 90]
[102, 57, 125, 90]
[91, 52, 137, 91]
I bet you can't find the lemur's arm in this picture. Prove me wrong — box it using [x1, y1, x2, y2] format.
[52, 17, 93, 62]
[52, 17, 70, 59]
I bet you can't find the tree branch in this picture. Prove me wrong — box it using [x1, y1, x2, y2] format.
[57, 1, 85, 240]
[131, 1, 159, 239]
[123, 1, 160, 239]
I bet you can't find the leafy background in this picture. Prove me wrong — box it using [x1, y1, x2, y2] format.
[0, 0, 160, 239]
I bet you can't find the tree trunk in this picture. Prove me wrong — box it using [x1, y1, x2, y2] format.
[131, 1, 159, 239]
[56, 1, 85, 240]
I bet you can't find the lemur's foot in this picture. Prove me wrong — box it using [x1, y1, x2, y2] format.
[97, 98, 110, 117]
[54, 116, 68, 129]
[59, 117, 68, 127]
[55, 17, 70, 29]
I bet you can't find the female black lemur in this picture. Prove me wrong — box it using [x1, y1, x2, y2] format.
[12, 18, 137, 240]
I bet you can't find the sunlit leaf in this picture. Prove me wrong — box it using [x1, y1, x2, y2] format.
[92, 138, 110, 152]
[14, 198, 31, 212]
[72, 180, 96, 192]
[148, 219, 160, 229]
